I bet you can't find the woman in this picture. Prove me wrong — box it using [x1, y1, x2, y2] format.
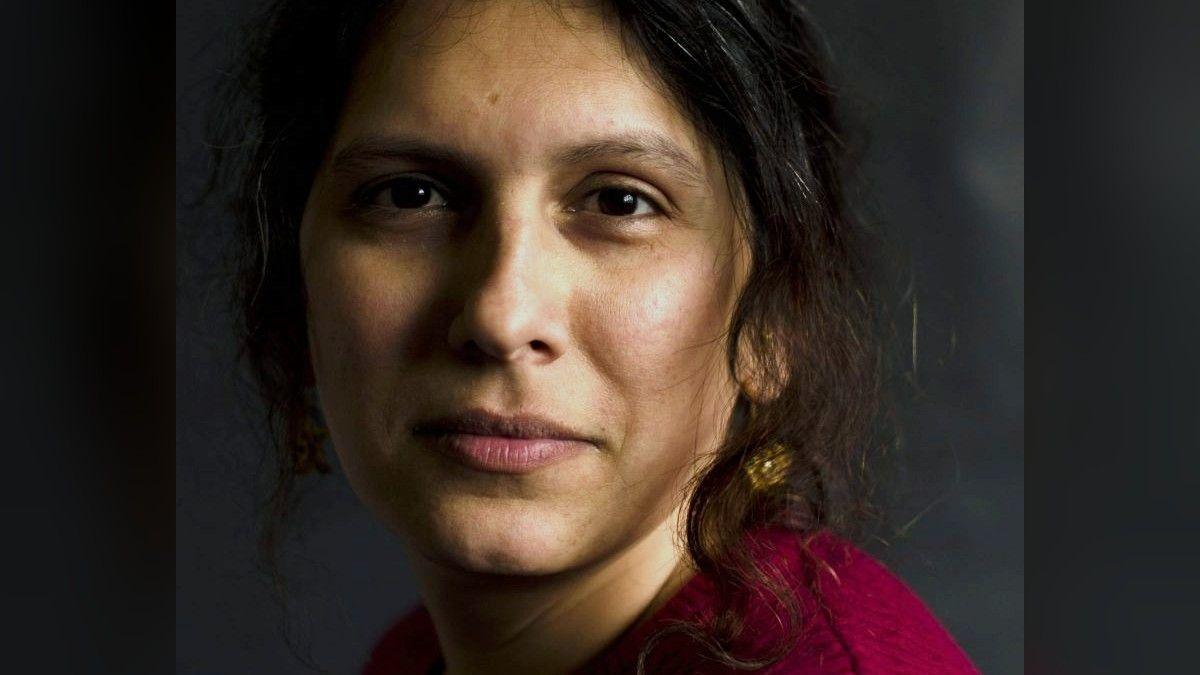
[213, 0, 980, 672]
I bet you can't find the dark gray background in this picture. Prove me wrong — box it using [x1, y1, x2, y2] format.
[177, 1, 1023, 672]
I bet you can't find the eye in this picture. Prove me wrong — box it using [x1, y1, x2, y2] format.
[580, 187, 661, 217]
[364, 176, 449, 210]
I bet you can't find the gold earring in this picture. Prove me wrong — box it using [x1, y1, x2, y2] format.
[745, 441, 791, 492]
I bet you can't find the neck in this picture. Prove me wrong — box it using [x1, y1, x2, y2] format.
[412, 517, 693, 675]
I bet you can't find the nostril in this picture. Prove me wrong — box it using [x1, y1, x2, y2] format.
[530, 339, 550, 352]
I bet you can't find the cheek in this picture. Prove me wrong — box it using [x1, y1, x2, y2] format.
[601, 252, 734, 380]
[304, 238, 435, 450]
[581, 250, 739, 465]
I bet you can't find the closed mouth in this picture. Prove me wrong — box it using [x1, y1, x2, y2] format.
[411, 407, 597, 474]
[411, 407, 596, 444]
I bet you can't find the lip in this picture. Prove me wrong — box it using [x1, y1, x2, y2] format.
[412, 408, 597, 474]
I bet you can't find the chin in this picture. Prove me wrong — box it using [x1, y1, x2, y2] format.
[413, 496, 588, 577]
[338, 435, 612, 578]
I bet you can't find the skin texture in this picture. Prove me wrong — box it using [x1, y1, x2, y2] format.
[299, 1, 750, 672]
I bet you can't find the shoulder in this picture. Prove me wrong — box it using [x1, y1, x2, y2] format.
[756, 527, 980, 675]
[362, 604, 440, 675]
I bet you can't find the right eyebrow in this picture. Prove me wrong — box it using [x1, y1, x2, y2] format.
[328, 136, 475, 175]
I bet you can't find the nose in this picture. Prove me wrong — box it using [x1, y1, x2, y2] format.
[447, 206, 568, 366]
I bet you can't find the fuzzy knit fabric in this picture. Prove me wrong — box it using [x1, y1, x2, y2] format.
[362, 527, 980, 674]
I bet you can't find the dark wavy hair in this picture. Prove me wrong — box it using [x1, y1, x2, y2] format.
[210, 0, 886, 670]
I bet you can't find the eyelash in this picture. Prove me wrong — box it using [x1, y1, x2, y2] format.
[352, 175, 667, 220]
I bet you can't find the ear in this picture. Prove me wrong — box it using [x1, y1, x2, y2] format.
[735, 324, 789, 406]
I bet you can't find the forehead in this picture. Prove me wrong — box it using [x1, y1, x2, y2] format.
[331, 0, 712, 173]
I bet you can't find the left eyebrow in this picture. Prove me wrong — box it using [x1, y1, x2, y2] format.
[554, 131, 708, 189]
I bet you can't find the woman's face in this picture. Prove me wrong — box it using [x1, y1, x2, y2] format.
[300, 0, 749, 576]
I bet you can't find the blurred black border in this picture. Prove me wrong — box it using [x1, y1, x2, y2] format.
[1027, 1, 1200, 673]
[0, 0, 172, 670]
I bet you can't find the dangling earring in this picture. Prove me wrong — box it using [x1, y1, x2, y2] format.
[745, 441, 791, 492]
[742, 398, 790, 492]
[741, 329, 790, 491]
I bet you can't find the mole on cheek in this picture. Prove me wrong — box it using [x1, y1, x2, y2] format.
[486, 92, 499, 105]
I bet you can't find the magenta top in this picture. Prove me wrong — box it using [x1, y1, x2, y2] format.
[363, 527, 980, 674]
